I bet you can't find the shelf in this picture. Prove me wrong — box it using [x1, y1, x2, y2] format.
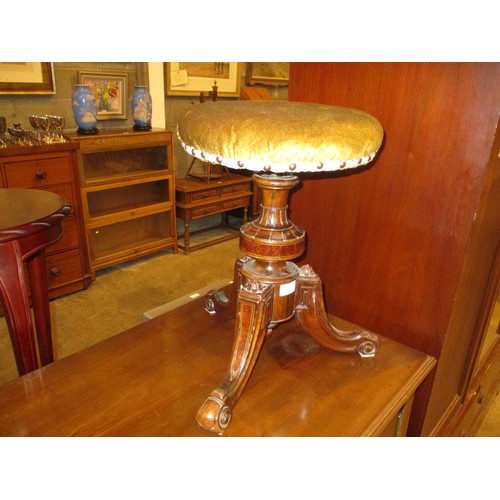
[90, 212, 174, 263]
[81, 147, 168, 181]
[86, 179, 171, 218]
[177, 220, 242, 253]
[87, 202, 173, 228]
[82, 169, 169, 189]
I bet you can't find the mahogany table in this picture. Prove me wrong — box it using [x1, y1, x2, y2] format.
[0, 286, 435, 436]
[0, 188, 70, 375]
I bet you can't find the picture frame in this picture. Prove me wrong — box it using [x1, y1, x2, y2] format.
[0, 62, 56, 94]
[165, 62, 241, 97]
[78, 71, 128, 120]
[246, 62, 290, 86]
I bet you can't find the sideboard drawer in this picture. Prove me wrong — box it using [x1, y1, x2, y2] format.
[190, 188, 220, 202]
[49, 217, 79, 254]
[4, 156, 73, 188]
[39, 184, 76, 211]
[221, 183, 250, 196]
[46, 249, 84, 291]
[192, 203, 220, 218]
[222, 196, 248, 211]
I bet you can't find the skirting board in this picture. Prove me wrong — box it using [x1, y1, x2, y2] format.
[143, 279, 233, 321]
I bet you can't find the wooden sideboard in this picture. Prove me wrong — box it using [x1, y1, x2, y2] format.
[0, 286, 435, 436]
[175, 174, 252, 254]
[69, 128, 178, 275]
[0, 141, 91, 298]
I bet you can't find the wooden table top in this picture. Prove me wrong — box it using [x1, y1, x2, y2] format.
[0, 288, 435, 436]
[0, 188, 67, 236]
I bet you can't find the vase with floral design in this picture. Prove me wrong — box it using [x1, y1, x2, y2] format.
[131, 85, 152, 131]
[72, 84, 98, 135]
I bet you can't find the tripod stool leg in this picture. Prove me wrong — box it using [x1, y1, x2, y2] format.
[196, 280, 274, 434]
[295, 265, 379, 357]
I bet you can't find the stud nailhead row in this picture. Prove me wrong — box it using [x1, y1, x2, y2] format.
[180, 141, 377, 173]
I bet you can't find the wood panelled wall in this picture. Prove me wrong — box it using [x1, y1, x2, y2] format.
[287, 63, 500, 435]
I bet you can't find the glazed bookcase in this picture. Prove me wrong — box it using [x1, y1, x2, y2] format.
[71, 128, 177, 275]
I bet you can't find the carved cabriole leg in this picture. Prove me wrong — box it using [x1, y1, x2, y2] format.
[295, 265, 379, 357]
[196, 279, 274, 434]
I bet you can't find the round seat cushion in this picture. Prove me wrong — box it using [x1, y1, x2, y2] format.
[177, 100, 383, 173]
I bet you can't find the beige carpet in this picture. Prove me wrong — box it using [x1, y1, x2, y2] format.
[0, 238, 242, 386]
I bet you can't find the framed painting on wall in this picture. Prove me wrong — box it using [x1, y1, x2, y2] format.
[165, 62, 241, 97]
[246, 62, 290, 86]
[78, 71, 128, 120]
[0, 62, 56, 94]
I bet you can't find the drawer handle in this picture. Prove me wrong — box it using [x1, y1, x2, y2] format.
[36, 170, 48, 180]
[49, 267, 61, 278]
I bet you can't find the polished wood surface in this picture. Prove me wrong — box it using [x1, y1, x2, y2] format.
[0, 189, 66, 233]
[288, 62, 500, 435]
[0, 188, 70, 375]
[0, 287, 435, 436]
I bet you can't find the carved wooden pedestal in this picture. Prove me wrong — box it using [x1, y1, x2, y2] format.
[197, 174, 379, 433]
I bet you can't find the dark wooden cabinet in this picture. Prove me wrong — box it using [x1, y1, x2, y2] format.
[288, 62, 500, 436]
[0, 142, 92, 298]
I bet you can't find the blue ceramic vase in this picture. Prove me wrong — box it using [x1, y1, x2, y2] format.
[72, 84, 98, 135]
[131, 86, 152, 131]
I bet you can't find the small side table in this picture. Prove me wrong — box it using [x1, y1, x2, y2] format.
[0, 188, 70, 375]
[175, 174, 252, 254]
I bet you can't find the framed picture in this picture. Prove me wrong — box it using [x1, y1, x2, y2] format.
[0, 62, 56, 94]
[78, 71, 128, 120]
[165, 62, 241, 97]
[246, 63, 290, 86]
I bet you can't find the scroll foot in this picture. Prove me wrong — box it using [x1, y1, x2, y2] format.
[196, 279, 274, 433]
[196, 394, 232, 434]
[295, 265, 379, 356]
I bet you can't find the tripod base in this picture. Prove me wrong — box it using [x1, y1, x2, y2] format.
[197, 173, 378, 434]
[197, 261, 378, 434]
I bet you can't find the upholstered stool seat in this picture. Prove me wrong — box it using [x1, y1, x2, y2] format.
[179, 100, 383, 173]
[178, 100, 384, 434]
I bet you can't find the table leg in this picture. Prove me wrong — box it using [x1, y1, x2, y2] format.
[183, 221, 190, 255]
[27, 252, 54, 366]
[0, 242, 38, 375]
